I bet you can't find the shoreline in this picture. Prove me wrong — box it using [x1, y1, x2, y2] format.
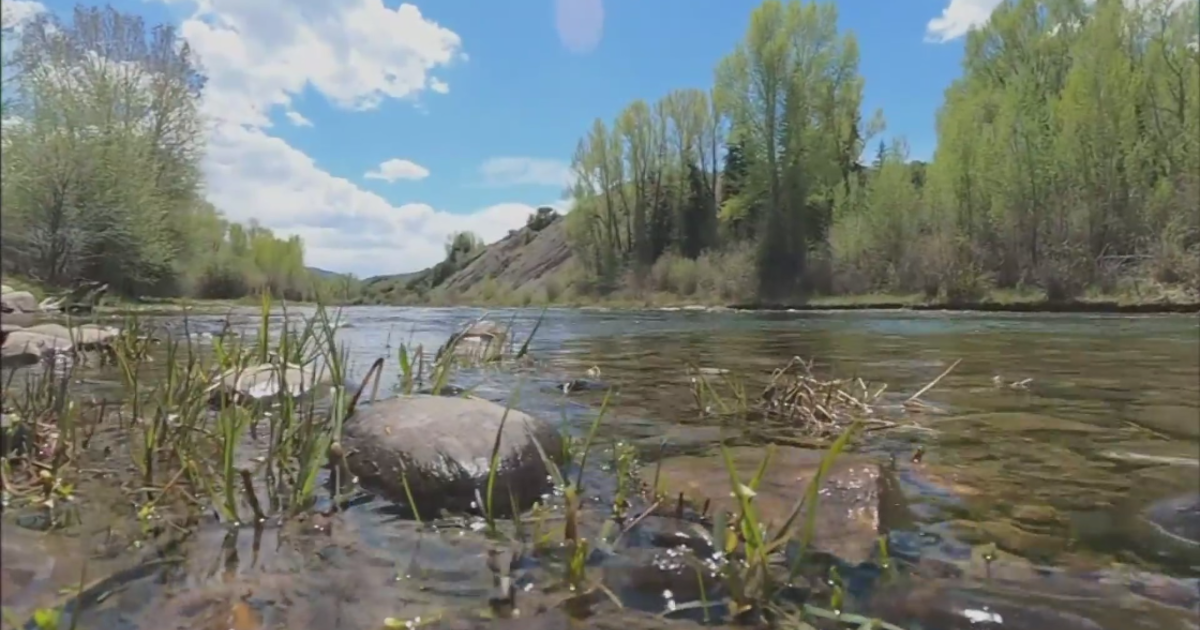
[726, 300, 1200, 315]
[99, 298, 1199, 316]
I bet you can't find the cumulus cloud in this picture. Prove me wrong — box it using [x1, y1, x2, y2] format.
[138, 0, 557, 276]
[926, 0, 1193, 43]
[480, 157, 574, 188]
[925, 0, 1005, 43]
[203, 124, 549, 277]
[284, 110, 312, 127]
[176, 0, 465, 126]
[365, 158, 430, 182]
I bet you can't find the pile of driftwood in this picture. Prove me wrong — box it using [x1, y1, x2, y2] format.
[690, 356, 960, 439]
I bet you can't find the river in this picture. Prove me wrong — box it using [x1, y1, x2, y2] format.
[2, 306, 1198, 629]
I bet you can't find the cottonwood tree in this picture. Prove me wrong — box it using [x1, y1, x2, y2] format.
[1, 4, 334, 301]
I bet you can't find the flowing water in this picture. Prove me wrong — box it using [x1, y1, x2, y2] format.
[3, 306, 1199, 630]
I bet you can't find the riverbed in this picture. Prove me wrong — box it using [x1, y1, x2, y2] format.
[2, 306, 1198, 629]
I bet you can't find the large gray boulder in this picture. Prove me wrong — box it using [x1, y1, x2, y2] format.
[339, 395, 563, 516]
[1, 331, 72, 368]
[0, 291, 39, 313]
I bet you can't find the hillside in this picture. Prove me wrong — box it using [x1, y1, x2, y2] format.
[360, 214, 573, 304]
[306, 266, 338, 278]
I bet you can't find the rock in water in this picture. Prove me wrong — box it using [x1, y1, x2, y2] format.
[1, 331, 72, 368]
[440, 320, 510, 361]
[22, 323, 120, 349]
[646, 446, 908, 565]
[340, 395, 562, 516]
[210, 362, 327, 405]
[1143, 493, 1200, 547]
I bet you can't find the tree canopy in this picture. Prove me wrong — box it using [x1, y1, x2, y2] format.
[564, 0, 1199, 303]
[0, 5, 355, 302]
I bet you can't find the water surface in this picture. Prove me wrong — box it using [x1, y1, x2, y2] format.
[4, 306, 1198, 629]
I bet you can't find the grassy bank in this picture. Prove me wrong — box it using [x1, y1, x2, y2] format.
[354, 283, 1200, 314]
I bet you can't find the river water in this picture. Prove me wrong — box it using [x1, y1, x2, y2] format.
[2, 306, 1198, 629]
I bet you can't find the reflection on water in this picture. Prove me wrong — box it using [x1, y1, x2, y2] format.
[3, 306, 1198, 629]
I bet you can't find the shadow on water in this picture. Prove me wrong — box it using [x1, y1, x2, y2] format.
[2, 306, 1198, 629]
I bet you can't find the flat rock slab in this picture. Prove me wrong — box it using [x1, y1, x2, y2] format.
[340, 395, 562, 516]
[647, 445, 904, 565]
[1, 331, 72, 368]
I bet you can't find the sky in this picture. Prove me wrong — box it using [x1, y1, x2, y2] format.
[2, 0, 1007, 279]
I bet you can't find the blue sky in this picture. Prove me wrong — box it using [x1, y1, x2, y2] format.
[6, 0, 1000, 277]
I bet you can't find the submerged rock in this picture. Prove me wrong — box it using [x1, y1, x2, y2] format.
[339, 395, 562, 516]
[646, 446, 908, 565]
[550, 378, 609, 395]
[1142, 493, 1200, 547]
[0, 524, 94, 621]
[867, 575, 1198, 630]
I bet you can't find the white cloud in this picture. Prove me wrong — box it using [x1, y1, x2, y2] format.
[926, 0, 1194, 43]
[177, 0, 464, 127]
[925, 0, 1004, 43]
[284, 110, 312, 127]
[0, 0, 45, 32]
[134, 0, 566, 276]
[203, 124, 546, 276]
[480, 157, 574, 188]
[365, 158, 430, 182]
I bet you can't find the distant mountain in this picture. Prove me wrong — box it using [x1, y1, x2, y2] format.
[359, 211, 571, 303]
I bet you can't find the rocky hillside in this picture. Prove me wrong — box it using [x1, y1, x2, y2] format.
[360, 213, 573, 303]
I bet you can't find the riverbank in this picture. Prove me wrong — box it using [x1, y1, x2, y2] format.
[8, 272, 1197, 317]
[107, 294, 1200, 316]
[361, 288, 1200, 315]
[730, 297, 1200, 314]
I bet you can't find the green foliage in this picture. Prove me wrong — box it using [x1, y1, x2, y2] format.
[561, 0, 1200, 304]
[0, 4, 351, 303]
[525, 206, 560, 232]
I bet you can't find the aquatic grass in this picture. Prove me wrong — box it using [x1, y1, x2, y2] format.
[573, 387, 613, 489]
[651, 415, 882, 627]
[483, 387, 519, 535]
[522, 387, 623, 608]
[1, 359, 84, 518]
[514, 306, 546, 361]
[100, 296, 357, 525]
